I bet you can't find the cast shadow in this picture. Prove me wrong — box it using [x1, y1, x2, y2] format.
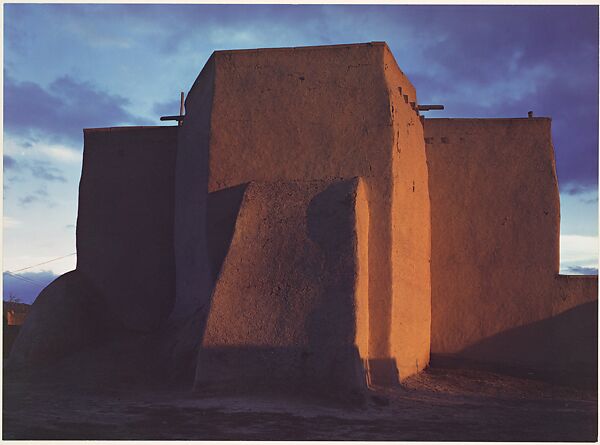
[431, 300, 598, 388]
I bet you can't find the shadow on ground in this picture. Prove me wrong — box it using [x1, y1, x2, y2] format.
[3, 365, 597, 441]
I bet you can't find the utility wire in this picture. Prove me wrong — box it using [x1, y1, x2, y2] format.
[9, 252, 76, 273]
[3, 252, 77, 289]
[3, 271, 45, 286]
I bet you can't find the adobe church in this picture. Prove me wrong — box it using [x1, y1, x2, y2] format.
[7, 43, 597, 396]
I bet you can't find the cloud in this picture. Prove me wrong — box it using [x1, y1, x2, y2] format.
[559, 235, 598, 272]
[3, 216, 21, 229]
[2, 142, 76, 202]
[563, 183, 595, 196]
[152, 99, 182, 117]
[4, 73, 153, 146]
[19, 195, 40, 206]
[39, 144, 83, 164]
[4, 155, 18, 170]
[581, 197, 598, 205]
[3, 138, 82, 196]
[388, 6, 598, 190]
[2, 5, 597, 206]
[163, 4, 598, 192]
[2, 270, 59, 305]
[565, 266, 598, 275]
[28, 161, 66, 183]
[19, 186, 54, 208]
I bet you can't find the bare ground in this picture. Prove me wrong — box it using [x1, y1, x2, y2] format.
[3, 366, 597, 441]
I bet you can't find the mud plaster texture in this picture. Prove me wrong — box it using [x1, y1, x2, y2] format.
[425, 118, 598, 378]
[77, 126, 178, 332]
[196, 179, 369, 397]
[7, 43, 598, 400]
[192, 42, 431, 383]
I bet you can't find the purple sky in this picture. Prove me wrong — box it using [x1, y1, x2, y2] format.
[3, 4, 599, 303]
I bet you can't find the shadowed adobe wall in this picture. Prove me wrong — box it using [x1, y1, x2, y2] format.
[196, 179, 369, 395]
[161, 59, 217, 383]
[185, 42, 431, 383]
[425, 118, 598, 375]
[77, 126, 178, 332]
[6, 270, 105, 370]
[206, 184, 249, 282]
[172, 58, 215, 323]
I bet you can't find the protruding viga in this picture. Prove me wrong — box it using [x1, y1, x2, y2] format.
[177, 42, 431, 385]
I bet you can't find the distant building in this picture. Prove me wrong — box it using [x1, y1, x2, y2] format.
[4, 301, 30, 358]
[4, 301, 30, 326]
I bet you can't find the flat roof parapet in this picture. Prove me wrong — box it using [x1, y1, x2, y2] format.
[213, 41, 388, 56]
[83, 126, 177, 134]
[425, 117, 551, 122]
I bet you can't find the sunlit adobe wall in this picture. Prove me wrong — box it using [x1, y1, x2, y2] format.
[196, 179, 370, 396]
[425, 117, 597, 377]
[186, 42, 431, 384]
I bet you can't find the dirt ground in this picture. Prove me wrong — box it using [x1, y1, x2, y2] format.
[3, 365, 597, 441]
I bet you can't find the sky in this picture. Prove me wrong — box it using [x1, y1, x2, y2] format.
[3, 4, 599, 303]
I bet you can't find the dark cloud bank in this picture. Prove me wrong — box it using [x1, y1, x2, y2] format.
[395, 6, 598, 194]
[4, 74, 152, 146]
[4, 156, 67, 207]
[565, 266, 599, 275]
[4, 5, 598, 195]
[4, 155, 17, 170]
[4, 154, 66, 183]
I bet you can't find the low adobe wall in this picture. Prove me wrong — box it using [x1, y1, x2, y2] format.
[555, 274, 598, 313]
[6, 271, 105, 370]
[196, 179, 369, 397]
[425, 117, 597, 379]
[77, 126, 178, 332]
[439, 276, 598, 386]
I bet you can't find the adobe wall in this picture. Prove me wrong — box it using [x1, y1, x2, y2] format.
[453, 278, 598, 384]
[11, 42, 596, 391]
[186, 42, 431, 383]
[77, 126, 178, 332]
[206, 184, 248, 282]
[555, 274, 599, 314]
[425, 118, 597, 375]
[196, 179, 369, 396]
[6, 270, 105, 370]
[172, 58, 215, 322]
[384, 50, 431, 379]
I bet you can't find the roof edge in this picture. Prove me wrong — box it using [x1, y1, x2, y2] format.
[212, 41, 386, 57]
[83, 126, 177, 133]
[424, 117, 552, 122]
